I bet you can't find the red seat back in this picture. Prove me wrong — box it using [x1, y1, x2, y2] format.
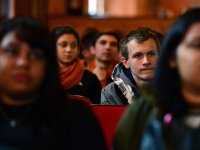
[91, 105, 127, 150]
[68, 95, 92, 105]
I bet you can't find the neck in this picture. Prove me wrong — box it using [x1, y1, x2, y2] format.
[182, 84, 200, 113]
[95, 59, 114, 71]
[58, 59, 78, 69]
[133, 77, 150, 88]
[59, 62, 72, 69]
[0, 94, 36, 106]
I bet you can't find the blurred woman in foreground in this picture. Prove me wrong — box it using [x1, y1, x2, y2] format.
[0, 17, 106, 149]
[114, 8, 200, 150]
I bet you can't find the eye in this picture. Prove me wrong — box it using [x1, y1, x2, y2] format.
[110, 42, 118, 47]
[100, 40, 106, 45]
[71, 43, 78, 49]
[1, 45, 19, 56]
[30, 49, 45, 60]
[58, 42, 67, 48]
[133, 53, 142, 59]
[147, 51, 156, 57]
[187, 43, 200, 49]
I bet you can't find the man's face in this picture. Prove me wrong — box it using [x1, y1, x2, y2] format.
[122, 38, 158, 87]
[92, 35, 119, 63]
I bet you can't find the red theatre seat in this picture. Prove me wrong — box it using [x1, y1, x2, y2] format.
[91, 105, 127, 150]
[68, 95, 92, 105]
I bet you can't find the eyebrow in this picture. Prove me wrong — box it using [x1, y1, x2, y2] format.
[1, 41, 19, 47]
[58, 41, 77, 44]
[187, 37, 200, 43]
[99, 39, 106, 42]
[132, 49, 156, 53]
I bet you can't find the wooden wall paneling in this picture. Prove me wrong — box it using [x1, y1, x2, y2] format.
[48, 0, 66, 17]
[12, 0, 48, 25]
[48, 17, 175, 37]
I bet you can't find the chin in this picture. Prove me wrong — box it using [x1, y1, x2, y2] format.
[8, 92, 33, 100]
[144, 71, 154, 77]
[9, 86, 37, 96]
[65, 60, 73, 64]
[101, 58, 113, 63]
[142, 76, 153, 81]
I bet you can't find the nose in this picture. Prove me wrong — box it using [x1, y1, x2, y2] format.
[65, 45, 72, 53]
[16, 54, 30, 69]
[142, 56, 151, 66]
[105, 43, 111, 50]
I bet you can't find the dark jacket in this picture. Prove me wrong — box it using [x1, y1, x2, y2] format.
[0, 100, 107, 150]
[113, 96, 156, 150]
[101, 63, 140, 105]
[114, 95, 200, 150]
[67, 70, 102, 104]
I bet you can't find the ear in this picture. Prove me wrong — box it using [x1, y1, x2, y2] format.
[169, 57, 177, 69]
[76, 47, 80, 56]
[117, 51, 122, 61]
[90, 46, 95, 55]
[121, 57, 129, 68]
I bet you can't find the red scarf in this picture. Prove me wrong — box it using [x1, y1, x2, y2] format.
[60, 59, 84, 90]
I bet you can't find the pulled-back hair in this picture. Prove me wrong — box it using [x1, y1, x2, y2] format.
[120, 27, 162, 60]
[52, 26, 81, 50]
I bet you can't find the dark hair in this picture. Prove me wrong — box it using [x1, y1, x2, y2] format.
[91, 31, 121, 50]
[120, 27, 161, 60]
[154, 8, 200, 118]
[52, 26, 81, 50]
[0, 17, 67, 121]
[81, 28, 99, 50]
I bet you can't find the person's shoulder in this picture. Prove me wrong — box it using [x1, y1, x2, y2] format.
[113, 96, 157, 150]
[83, 69, 98, 80]
[115, 90, 158, 124]
[102, 82, 116, 91]
[53, 100, 95, 127]
[49, 100, 107, 150]
[66, 100, 92, 115]
[101, 82, 117, 97]
[101, 82, 118, 103]
[130, 96, 155, 113]
[83, 69, 93, 75]
[82, 69, 101, 90]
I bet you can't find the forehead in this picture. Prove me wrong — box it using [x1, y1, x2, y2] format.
[183, 22, 200, 41]
[1, 31, 46, 53]
[96, 35, 118, 42]
[127, 38, 157, 54]
[57, 34, 77, 42]
[1, 32, 19, 46]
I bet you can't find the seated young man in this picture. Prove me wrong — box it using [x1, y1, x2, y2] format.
[101, 27, 162, 105]
[87, 31, 121, 88]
